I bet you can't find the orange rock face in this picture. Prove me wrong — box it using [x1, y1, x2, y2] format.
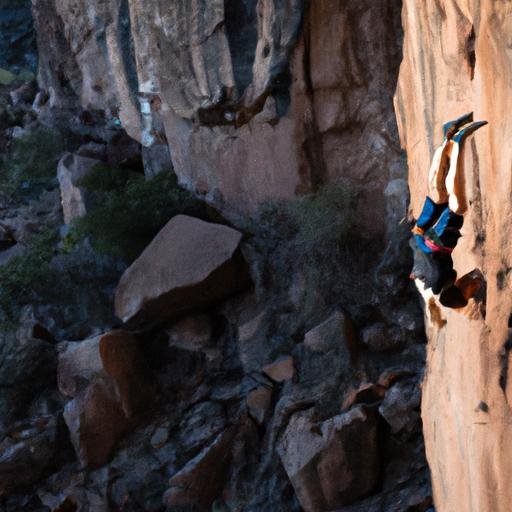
[396, 2, 512, 511]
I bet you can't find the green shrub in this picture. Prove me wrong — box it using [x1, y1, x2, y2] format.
[248, 182, 354, 254]
[77, 162, 136, 192]
[68, 168, 202, 262]
[244, 181, 356, 295]
[0, 127, 64, 197]
[288, 182, 354, 253]
[0, 227, 59, 327]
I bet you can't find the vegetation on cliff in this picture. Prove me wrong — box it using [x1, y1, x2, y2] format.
[67, 165, 202, 262]
[0, 127, 63, 198]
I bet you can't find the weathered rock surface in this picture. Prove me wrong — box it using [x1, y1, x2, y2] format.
[32, 0, 403, 226]
[0, 415, 70, 498]
[63, 377, 127, 469]
[246, 386, 273, 425]
[57, 335, 103, 397]
[57, 152, 100, 224]
[115, 215, 251, 326]
[396, 1, 512, 510]
[164, 427, 237, 511]
[278, 406, 379, 511]
[59, 330, 152, 467]
[295, 310, 356, 393]
[0, 321, 57, 431]
[262, 356, 295, 383]
[379, 379, 420, 438]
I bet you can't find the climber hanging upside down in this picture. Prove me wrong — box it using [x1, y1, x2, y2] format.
[410, 112, 487, 308]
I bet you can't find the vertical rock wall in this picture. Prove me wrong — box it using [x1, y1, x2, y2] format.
[396, 1, 512, 511]
[32, 0, 404, 237]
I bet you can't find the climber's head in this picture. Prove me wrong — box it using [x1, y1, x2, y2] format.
[409, 238, 456, 294]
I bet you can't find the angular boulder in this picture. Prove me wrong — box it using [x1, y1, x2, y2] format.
[0, 323, 56, 430]
[57, 335, 103, 398]
[57, 152, 101, 224]
[295, 310, 357, 391]
[59, 330, 153, 467]
[0, 415, 68, 498]
[246, 386, 273, 425]
[378, 379, 421, 437]
[262, 356, 295, 383]
[164, 427, 237, 510]
[278, 406, 379, 511]
[63, 378, 127, 469]
[115, 215, 251, 326]
[165, 314, 212, 353]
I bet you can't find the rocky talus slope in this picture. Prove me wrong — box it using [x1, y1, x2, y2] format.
[396, 2, 512, 511]
[0, 1, 434, 511]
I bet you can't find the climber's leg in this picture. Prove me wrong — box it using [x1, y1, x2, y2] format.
[445, 140, 465, 214]
[427, 139, 452, 204]
[412, 138, 452, 249]
[414, 114, 475, 233]
[446, 121, 488, 214]
[413, 197, 448, 237]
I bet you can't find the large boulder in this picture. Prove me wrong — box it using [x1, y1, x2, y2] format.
[0, 321, 56, 431]
[63, 377, 127, 469]
[0, 415, 69, 499]
[57, 152, 101, 224]
[378, 379, 421, 438]
[59, 330, 153, 467]
[115, 215, 251, 326]
[278, 406, 379, 511]
[57, 335, 103, 397]
[294, 310, 357, 392]
[164, 427, 237, 511]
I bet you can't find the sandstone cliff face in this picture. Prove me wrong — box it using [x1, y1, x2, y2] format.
[396, 2, 512, 511]
[33, 0, 404, 233]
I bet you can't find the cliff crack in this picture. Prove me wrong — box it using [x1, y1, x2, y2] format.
[466, 26, 476, 80]
[499, 326, 512, 394]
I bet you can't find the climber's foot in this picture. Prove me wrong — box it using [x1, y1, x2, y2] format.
[443, 112, 473, 139]
[439, 285, 468, 308]
[452, 121, 488, 143]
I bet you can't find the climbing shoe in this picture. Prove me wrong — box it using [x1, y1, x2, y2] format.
[443, 112, 473, 139]
[452, 120, 488, 143]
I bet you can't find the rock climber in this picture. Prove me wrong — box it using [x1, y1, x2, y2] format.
[410, 112, 487, 308]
